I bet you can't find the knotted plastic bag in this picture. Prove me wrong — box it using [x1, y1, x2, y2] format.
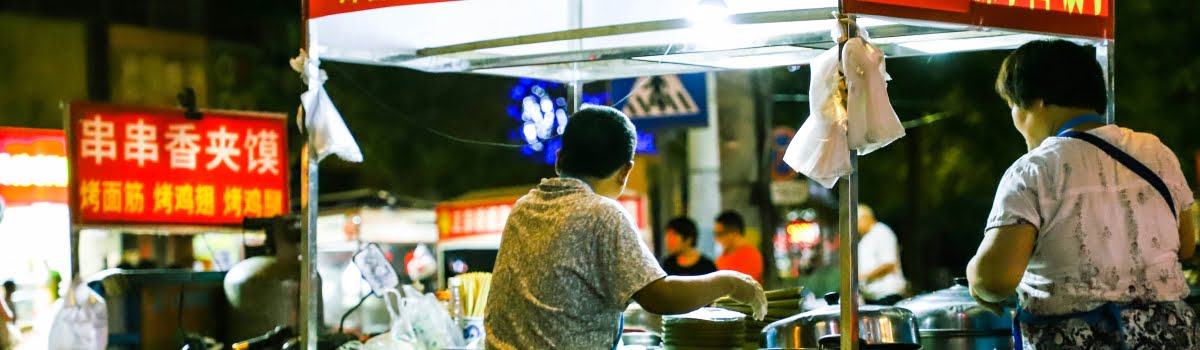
[783, 47, 851, 188]
[843, 37, 904, 155]
[47, 279, 107, 350]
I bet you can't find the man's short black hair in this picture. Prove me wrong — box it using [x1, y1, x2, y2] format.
[666, 217, 699, 247]
[557, 105, 637, 178]
[715, 211, 745, 235]
[995, 40, 1107, 114]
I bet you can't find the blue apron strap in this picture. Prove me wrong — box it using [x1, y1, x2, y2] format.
[612, 313, 624, 350]
[1013, 307, 1024, 350]
[1058, 131, 1177, 218]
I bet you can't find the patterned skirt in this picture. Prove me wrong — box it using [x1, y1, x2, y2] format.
[1020, 300, 1200, 350]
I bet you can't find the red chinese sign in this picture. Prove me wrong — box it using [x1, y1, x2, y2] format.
[0, 127, 67, 206]
[972, 0, 1108, 17]
[436, 195, 647, 240]
[68, 103, 289, 226]
[859, 0, 969, 13]
[308, 0, 454, 19]
[844, 0, 1113, 39]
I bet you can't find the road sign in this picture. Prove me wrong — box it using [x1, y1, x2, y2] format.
[611, 73, 708, 129]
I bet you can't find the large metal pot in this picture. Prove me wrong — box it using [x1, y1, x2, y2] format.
[763, 293, 921, 350]
[894, 278, 1014, 350]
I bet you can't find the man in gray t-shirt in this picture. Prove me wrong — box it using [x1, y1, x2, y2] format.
[485, 106, 766, 350]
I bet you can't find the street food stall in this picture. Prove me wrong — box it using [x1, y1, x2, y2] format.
[63, 102, 291, 350]
[296, 0, 1114, 349]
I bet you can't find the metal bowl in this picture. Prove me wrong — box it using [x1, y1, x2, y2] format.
[763, 293, 920, 350]
[894, 278, 1014, 350]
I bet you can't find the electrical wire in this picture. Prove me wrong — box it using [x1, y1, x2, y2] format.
[339, 291, 375, 333]
[324, 65, 525, 149]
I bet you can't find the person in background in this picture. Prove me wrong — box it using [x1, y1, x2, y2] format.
[857, 205, 908, 305]
[967, 40, 1198, 349]
[661, 217, 717, 276]
[1, 281, 13, 323]
[485, 106, 766, 350]
[714, 211, 764, 283]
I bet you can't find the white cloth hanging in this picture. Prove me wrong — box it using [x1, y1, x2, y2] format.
[783, 47, 851, 188]
[843, 37, 905, 155]
[783, 22, 904, 189]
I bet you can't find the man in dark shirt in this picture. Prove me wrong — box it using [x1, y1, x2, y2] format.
[661, 217, 717, 276]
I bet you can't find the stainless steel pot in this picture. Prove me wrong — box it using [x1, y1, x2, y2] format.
[762, 293, 921, 350]
[894, 278, 1014, 350]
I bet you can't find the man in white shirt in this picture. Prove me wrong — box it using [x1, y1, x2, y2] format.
[857, 204, 908, 305]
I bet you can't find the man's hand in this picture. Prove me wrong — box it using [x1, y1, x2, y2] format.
[969, 285, 1005, 315]
[716, 271, 767, 321]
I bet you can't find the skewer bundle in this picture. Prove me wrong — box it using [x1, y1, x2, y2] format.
[457, 272, 492, 318]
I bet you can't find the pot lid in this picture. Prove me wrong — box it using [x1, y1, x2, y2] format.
[894, 277, 1014, 332]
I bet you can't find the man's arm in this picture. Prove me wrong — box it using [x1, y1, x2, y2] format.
[1180, 205, 1196, 261]
[861, 263, 896, 282]
[633, 270, 764, 318]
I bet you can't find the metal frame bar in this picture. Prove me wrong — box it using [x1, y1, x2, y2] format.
[416, 8, 837, 56]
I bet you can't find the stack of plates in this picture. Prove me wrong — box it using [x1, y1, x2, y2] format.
[661, 307, 746, 350]
[713, 287, 805, 349]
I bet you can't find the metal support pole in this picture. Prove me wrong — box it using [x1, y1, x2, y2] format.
[300, 144, 320, 349]
[837, 154, 860, 350]
[836, 11, 860, 350]
[1098, 40, 1115, 123]
[571, 81, 583, 114]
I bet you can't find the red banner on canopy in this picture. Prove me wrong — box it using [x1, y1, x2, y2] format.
[308, 0, 455, 19]
[0, 127, 67, 206]
[436, 195, 646, 240]
[845, 0, 1113, 39]
[68, 103, 289, 226]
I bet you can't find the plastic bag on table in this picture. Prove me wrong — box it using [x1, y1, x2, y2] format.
[783, 47, 851, 188]
[842, 37, 904, 155]
[400, 285, 465, 350]
[47, 279, 108, 350]
[363, 289, 418, 350]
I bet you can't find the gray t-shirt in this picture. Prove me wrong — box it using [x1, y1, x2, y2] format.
[485, 178, 666, 349]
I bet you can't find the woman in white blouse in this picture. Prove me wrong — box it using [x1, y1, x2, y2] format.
[966, 40, 1198, 349]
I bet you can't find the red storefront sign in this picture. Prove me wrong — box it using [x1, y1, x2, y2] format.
[308, 0, 454, 19]
[436, 195, 647, 240]
[844, 0, 1113, 39]
[68, 103, 289, 226]
[0, 127, 67, 206]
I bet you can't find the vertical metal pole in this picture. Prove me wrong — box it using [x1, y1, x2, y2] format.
[63, 102, 81, 283]
[300, 144, 320, 349]
[838, 154, 860, 350]
[299, 0, 319, 348]
[1099, 40, 1115, 123]
[571, 81, 583, 114]
[836, 12, 860, 350]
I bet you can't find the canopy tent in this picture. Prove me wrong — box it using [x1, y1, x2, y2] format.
[298, 1, 1114, 348]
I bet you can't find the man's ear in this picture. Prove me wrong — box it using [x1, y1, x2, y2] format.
[554, 150, 563, 175]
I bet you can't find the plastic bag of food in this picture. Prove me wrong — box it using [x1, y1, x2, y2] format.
[47, 279, 108, 350]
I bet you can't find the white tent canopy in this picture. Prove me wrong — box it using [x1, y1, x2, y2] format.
[308, 0, 1072, 82]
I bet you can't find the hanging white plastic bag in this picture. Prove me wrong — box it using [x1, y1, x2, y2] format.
[292, 49, 363, 163]
[842, 37, 904, 155]
[783, 47, 852, 188]
[47, 279, 108, 350]
[406, 244, 437, 282]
